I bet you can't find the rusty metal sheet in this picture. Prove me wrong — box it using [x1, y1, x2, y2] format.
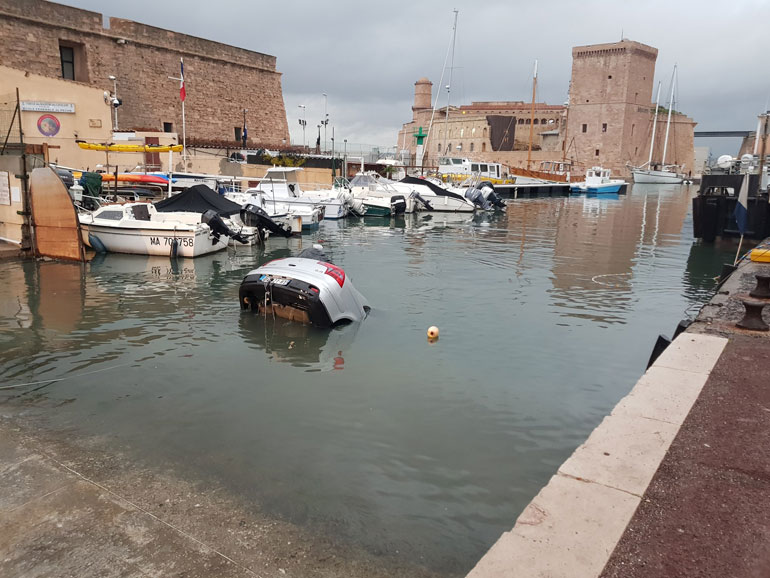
[29, 167, 85, 261]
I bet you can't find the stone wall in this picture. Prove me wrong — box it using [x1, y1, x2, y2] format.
[0, 0, 289, 146]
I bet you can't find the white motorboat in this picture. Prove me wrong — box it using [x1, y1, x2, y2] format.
[398, 176, 477, 212]
[251, 167, 350, 220]
[225, 189, 324, 232]
[78, 202, 238, 257]
[570, 167, 627, 193]
[348, 172, 428, 216]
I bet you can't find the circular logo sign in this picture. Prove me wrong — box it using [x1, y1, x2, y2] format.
[37, 114, 60, 137]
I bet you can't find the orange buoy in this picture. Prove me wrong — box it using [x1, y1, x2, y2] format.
[427, 326, 439, 341]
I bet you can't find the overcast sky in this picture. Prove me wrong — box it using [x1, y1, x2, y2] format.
[62, 0, 769, 156]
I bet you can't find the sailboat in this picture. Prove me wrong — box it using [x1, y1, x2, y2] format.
[632, 66, 684, 184]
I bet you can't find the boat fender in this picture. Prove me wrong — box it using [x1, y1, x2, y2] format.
[88, 233, 107, 253]
[170, 238, 179, 259]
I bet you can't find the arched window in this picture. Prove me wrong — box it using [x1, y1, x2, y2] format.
[534, 119, 539, 125]
[470, 142, 474, 152]
[483, 127, 488, 137]
[518, 119, 524, 125]
[448, 143, 452, 152]
[438, 143, 441, 152]
[482, 143, 486, 152]
[541, 118, 547, 124]
[526, 119, 531, 125]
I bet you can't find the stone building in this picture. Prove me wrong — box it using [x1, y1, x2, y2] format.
[566, 40, 695, 176]
[397, 39, 696, 177]
[0, 0, 289, 146]
[396, 78, 566, 170]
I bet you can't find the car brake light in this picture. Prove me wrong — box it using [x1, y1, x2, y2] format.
[319, 261, 345, 287]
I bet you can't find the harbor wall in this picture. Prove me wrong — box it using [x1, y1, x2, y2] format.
[0, 0, 290, 146]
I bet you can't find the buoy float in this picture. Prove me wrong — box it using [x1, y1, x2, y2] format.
[427, 326, 439, 341]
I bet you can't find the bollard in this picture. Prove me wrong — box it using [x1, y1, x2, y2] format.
[749, 274, 770, 299]
[736, 299, 769, 332]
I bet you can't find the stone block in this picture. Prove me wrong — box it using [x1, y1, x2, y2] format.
[467, 475, 639, 578]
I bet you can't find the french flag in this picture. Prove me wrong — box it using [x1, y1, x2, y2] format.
[179, 58, 186, 102]
[733, 174, 749, 235]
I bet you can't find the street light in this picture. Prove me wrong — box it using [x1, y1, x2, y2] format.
[343, 138, 347, 179]
[298, 104, 307, 149]
[108, 75, 118, 131]
[322, 92, 328, 154]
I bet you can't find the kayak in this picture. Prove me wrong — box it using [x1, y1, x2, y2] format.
[77, 141, 183, 153]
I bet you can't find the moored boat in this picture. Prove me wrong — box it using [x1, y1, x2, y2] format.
[78, 202, 241, 257]
[570, 166, 627, 194]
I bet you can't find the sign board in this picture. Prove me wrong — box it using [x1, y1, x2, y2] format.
[20, 101, 76, 114]
[0, 171, 10, 206]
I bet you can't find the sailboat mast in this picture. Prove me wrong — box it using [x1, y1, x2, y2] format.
[661, 65, 677, 167]
[647, 82, 662, 167]
[527, 60, 538, 170]
[442, 9, 459, 157]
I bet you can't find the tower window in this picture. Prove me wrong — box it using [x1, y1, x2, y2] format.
[595, 149, 600, 156]
[582, 124, 587, 133]
[470, 142, 474, 152]
[602, 123, 607, 133]
[608, 75, 612, 79]
[234, 126, 242, 141]
[60, 45, 75, 80]
[482, 143, 486, 152]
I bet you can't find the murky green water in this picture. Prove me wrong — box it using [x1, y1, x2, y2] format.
[0, 185, 735, 574]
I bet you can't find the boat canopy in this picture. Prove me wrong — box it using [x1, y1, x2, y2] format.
[154, 184, 241, 216]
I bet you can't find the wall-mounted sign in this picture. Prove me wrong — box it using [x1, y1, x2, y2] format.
[0, 171, 10, 206]
[37, 114, 60, 137]
[21, 101, 75, 114]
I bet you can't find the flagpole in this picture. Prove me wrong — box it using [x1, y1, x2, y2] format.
[182, 98, 186, 161]
[734, 234, 744, 266]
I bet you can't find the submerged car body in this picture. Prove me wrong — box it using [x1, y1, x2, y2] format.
[239, 255, 369, 327]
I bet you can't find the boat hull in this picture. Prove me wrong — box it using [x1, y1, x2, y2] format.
[80, 223, 227, 257]
[632, 169, 683, 184]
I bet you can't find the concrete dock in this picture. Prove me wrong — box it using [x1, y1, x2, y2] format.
[468, 253, 770, 577]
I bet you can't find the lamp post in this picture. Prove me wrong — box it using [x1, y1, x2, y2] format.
[316, 124, 321, 154]
[108, 75, 118, 131]
[322, 92, 328, 154]
[298, 104, 307, 150]
[343, 138, 347, 179]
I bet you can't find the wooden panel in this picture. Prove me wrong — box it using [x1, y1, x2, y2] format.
[29, 167, 85, 261]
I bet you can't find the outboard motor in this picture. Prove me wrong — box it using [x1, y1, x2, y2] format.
[240, 203, 293, 239]
[201, 209, 250, 244]
[390, 195, 407, 215]
[411, 192, 434, 211]
[465, 188, 493, 211]
[480, 185, 506, 210]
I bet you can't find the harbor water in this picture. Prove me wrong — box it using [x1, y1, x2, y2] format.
[0, 185, 735, 575]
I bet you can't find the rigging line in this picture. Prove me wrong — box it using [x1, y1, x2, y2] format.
[0, 361, 135, 390]
[424, 11, 458, 162]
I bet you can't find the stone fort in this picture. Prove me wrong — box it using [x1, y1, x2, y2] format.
[398, 39, 695, 177]
[0, 0, 289, 146]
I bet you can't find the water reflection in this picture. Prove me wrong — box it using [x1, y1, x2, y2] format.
[239, 314, 360, 372]
[0, 184, 731, 576]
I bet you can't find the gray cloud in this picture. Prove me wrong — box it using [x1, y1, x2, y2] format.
[61, 0, 769, 156]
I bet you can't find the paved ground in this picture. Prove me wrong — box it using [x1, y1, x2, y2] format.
[0, 241, 20, 260]
[0, 417, 442, 578]
[601, 261, 770, 578]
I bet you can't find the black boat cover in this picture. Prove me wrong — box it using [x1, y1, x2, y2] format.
[399, 175, 466, 200]
[154, 184, 241, 216]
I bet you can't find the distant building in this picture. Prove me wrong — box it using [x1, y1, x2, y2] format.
[566, 39, 695, 177]
[0, 0, 289, 146]
[397, 39, 696, 178]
